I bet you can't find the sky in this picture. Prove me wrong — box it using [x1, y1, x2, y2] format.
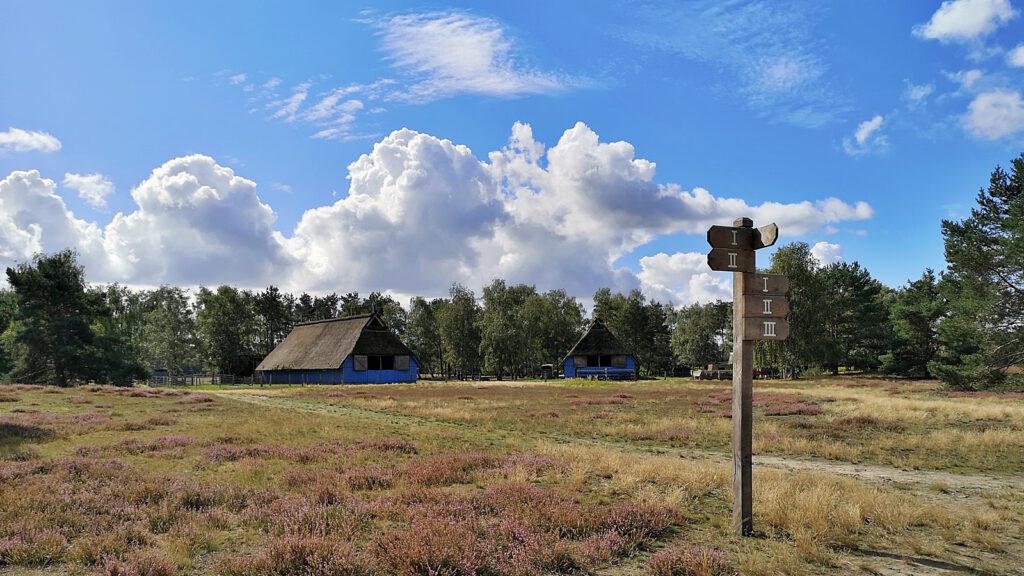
[2, 0, 1024, 306]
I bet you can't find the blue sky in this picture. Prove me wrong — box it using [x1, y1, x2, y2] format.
[2, 0, 1024, 304]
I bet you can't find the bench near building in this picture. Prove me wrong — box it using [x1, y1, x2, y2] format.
[560, 319, 639, 380]
[256, 313, 419, 384]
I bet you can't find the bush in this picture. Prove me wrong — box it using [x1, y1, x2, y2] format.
[99, 549, 177, 576]
[647, 544, 733, 576]
[219, 537, 369, 576]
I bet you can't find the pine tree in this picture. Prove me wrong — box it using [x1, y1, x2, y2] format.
[881, 270, 943, 378]
[819, 261, 891, 372]
[932, 154, 1024, 389]
[6, 250, 104, 385]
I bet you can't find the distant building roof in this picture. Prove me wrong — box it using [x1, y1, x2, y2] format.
[560, 319, 637, 366]
[255, 313, 413, 371]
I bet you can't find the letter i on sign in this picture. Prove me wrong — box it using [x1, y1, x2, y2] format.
[762, 277, 769, 292]
[731, 230, 738, 245]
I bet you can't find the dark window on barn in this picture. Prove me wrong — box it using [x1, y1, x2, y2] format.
[612, 355, 627, 368]
[365, 355, 396, 371]
[587, 355, 615, 367]
[575, 355, 587, 368]
[395, 355, 410, 371]
[354, 355, 368, 371]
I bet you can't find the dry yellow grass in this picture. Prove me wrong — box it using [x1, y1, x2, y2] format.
[2, 378, 1022, 575]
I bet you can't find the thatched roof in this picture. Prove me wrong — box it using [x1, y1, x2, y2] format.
[256, 314, 413, 371]
[560, 319, 636, 365]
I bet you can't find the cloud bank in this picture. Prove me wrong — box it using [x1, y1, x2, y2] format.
[0, 122, 872, 303]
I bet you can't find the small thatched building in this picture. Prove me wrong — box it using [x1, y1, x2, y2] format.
[560, 319, 639, 379]
[256, 313, 419, 384]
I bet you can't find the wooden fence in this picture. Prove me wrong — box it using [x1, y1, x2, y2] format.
[143, 373, 259, 387]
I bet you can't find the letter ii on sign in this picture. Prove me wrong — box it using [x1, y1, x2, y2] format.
[729, 253, 737, 268]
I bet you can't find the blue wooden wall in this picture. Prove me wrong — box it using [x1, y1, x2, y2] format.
[340, 355, 419, 384]
[260, 355, 419, 384]
[562, 356, 638, 378]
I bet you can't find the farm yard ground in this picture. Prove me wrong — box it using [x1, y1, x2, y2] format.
[1, 377, 1022, 575]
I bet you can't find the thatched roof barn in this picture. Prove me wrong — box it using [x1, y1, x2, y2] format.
[560, 319, 639, 380]
[256, 313, 418, 384]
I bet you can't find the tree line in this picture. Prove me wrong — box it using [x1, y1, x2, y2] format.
[674, 153, 1024, 391]
[1, 154, 1021, 390]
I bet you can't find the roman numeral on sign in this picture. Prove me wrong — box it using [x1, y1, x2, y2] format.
[707, 248, 754, 272]
[741, 295, 789, 318]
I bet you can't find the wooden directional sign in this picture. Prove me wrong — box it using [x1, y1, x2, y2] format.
[707, 248, 755, 272]
[703, 216, 790, 538]
[707, 223, 779, 251]
[742, 273, 790, 296]
[743, 317, 791, 341]
[707, 226, 754, 250]
[742, 294, 790, 318]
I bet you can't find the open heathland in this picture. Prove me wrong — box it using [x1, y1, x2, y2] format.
[1, 376, 1022, 575]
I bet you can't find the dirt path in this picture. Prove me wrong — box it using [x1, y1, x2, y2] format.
[751, 454, 1018, 494]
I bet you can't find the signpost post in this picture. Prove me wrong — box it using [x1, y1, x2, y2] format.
[706, 217, 790, 536]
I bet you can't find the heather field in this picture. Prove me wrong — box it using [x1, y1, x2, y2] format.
[1, 378, 1022, 575]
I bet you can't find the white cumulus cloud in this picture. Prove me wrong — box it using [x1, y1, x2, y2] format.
[63, 172, 115, 208]
[962, 89, 1024, 139]
[0, 122, 875, 304]
[0, 127, 62, 154]
[914, 0, 1017, 43]
[811, 241, 844, 265]
[289, 122, 873, 301]
[102, 155, 296, 286]
[0, 170, 106, 270]
[637, 252, 731, 305]
[842, 115, 888, 156]
[288, 127, 506, 294]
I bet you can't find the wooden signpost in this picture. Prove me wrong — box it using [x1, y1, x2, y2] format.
[706, 217, 790, 536]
